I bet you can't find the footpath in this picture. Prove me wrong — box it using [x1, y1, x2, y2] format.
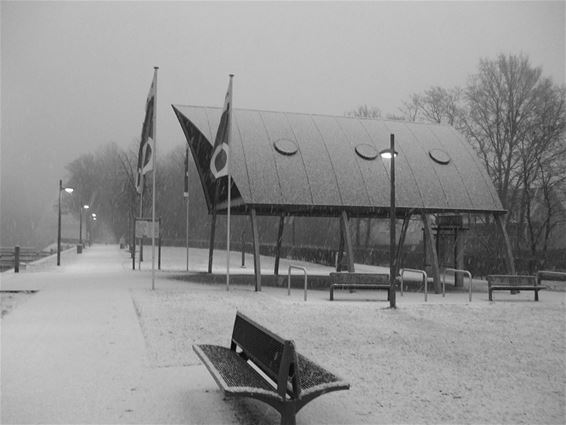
[0, 245, 241, 424]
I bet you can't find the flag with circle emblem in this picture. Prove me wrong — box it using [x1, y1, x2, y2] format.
[136, 70, 157, 193]
[210, 76, 233, 179]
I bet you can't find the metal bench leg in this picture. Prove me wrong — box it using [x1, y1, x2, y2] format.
[535, 290, 539, 301]
[280, 403, 296, 425]
[489, 289, 493, 301]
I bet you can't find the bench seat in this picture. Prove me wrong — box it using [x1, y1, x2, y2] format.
[194, 344, 280, 400]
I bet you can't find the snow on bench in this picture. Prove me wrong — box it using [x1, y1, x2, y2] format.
[193, 311, 350, 425]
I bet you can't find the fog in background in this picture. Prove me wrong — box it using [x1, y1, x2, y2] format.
[1, 1, 564, 248]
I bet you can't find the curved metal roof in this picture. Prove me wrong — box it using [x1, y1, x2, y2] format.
[172, 105, 504, 216]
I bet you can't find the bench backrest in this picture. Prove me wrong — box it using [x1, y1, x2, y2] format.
[487, 275, 537, 286]
[329, 272, 389, 284]
[231, 312, 299, 399]
[537, 270, 566, 283]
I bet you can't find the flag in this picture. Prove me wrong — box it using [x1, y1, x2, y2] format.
[210, 76, 233, 179]
[136, 70, 157, 193]
[184, 145, 189, 198]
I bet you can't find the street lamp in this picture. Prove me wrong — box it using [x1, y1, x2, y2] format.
[79, 204, 89, 246]
[57, 179, 74, 266]
[380, 134, 398, 308]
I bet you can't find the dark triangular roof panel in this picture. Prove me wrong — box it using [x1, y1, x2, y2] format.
[172, 105, 505, 216]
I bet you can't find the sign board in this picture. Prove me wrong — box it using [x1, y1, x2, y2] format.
[135, 218, 160, 238]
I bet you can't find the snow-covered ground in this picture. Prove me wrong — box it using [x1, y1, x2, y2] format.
[131, 247, 566, 424]
[2, 245, 565, 424]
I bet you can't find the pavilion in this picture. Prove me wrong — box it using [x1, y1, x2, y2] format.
[172, 105, 514, 291]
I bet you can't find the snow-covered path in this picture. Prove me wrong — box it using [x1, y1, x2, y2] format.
[1, 246, 239, 424]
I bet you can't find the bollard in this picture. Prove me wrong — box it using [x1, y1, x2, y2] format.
[14, 246, 20, 273]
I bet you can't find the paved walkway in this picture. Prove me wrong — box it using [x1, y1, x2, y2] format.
[1, 245, 239, 424]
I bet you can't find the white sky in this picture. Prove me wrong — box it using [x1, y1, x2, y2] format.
[1, 1, 564, 240]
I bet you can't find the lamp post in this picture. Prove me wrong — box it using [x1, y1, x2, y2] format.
[57, 179, 74, 266]
[90, 213, 97, 245]
[380, 134, 397, 308]
[79, 204, 89, 246]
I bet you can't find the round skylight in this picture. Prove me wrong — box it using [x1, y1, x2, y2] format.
[429, 149, 451, 165]
[355, 144, 378, 160]
[273, 139, 298, 155]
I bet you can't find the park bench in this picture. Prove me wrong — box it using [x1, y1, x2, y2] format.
[536, 270, 566, 289]
[193, 311, 350, 425]
[329, 272, 390, 301]
[487, 275, 546, 301]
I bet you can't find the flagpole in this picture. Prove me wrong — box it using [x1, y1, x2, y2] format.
[151, 66, 158, 291]
[186, 196, 190, 271]
[226, 74, 234, 292]
[185, 145, 190, 272]
[138, 186, 143, 270]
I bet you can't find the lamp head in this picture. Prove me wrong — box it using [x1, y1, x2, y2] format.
[379, 149, 398, 160]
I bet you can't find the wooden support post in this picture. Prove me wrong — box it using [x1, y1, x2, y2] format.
[422, 213, 441, 293]
[249, 208, 261, 291]
[208, 211, 217, 274]
[422, 227, 427, 271]
[274, 214, 285, 276]
[337, 220, 345, 272]
[455, 227, 465, 287]
[396, 214, 410, 273]
[495, 213, 516, 275]
[341, 211, 355, 273]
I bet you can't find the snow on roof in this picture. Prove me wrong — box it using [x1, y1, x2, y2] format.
[172, 105, 504, 216]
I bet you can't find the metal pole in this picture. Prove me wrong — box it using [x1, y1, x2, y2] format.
[138, 191, 143, 270]
[57, 179, 62, 266]
[225, 73, 234, 292]
[389, 134, 396, 308]
[14, 246, 20, 273]
[79, 205, 83, 245]
[151, 66, 158, 291]
[241, 230, 245, 268]
[186, 196, 189, 272]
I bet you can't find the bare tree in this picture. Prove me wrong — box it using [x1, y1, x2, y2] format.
[345, 104, 382, 119]
[463, 54, 544, 214]
[398, 94, 420, 122]
[397, 53, 566, 268]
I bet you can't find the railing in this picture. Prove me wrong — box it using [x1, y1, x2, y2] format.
[400, 268, 429, 301]
[443, 268, 473, 302]
[288, 265, 308, 301]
